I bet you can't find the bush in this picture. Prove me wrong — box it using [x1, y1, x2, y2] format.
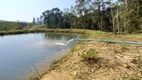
[81, 49, 98, 61]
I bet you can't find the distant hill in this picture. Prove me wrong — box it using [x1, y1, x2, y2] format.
[0, 20, 7, 22]
[0, 20, 31, 31]
[0, 20, 31, 23]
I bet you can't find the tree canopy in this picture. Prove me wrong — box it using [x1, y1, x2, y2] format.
[39, 0, 142, 34]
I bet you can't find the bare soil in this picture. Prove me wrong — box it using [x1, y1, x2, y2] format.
[40, 42, 142, 80]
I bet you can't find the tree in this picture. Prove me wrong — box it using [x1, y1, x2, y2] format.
[42, 8, 63, 28]
[33, 17, 35, 24]
[39, 0, 141, 34]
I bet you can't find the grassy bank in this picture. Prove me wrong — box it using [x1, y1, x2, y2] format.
[0, 29, 85, 36]
[0, 28, 142, 42]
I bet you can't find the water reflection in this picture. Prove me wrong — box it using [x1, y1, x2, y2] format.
[0, 33, 79, 80]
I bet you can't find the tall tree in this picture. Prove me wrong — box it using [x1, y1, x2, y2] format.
[39, 0, 142, 34]
[33, 17, 35, 24]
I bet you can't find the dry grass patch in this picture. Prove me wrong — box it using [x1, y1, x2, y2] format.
[41, 42, 142, 80]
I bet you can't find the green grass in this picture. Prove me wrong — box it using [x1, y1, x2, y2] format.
[81, 49, 98, 61]
[0, 25, 141, 42]
[0, 29, 85, 36]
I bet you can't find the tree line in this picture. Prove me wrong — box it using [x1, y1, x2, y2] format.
[36, 0, 142, 34]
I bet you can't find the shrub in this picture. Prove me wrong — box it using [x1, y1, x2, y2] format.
[81, 49, 98, 61]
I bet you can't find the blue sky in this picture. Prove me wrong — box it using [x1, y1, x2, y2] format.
[0, 0, 75, 22]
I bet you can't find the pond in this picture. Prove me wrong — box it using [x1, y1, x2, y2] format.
[0, 33, 80, 80]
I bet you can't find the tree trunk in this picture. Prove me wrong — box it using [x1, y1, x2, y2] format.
[124, 0, 128, 34]
[137, 0, 140, 28]
[101, 11, 103, 31]
[111, 9, 116, 34]
[117, 7, 120, 33]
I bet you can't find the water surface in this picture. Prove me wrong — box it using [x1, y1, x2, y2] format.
[0, 33, 79, 80]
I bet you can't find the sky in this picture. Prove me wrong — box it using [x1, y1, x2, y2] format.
[0, 0, 75, 22]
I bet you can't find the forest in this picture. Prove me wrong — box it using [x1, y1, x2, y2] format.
[39, 0, 142, 34]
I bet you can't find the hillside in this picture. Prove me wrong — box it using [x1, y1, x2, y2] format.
[0, 21, 30, 31]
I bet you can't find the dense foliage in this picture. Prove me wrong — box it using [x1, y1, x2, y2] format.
[0, 22, 29, 31]
[41, 0, 142, 34]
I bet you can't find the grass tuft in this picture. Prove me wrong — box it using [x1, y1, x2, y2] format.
[81, 49, 98, 61]
[52, 59, 59, 65]
[27, 76, 39, 80]
[132, 56, 142, 68]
